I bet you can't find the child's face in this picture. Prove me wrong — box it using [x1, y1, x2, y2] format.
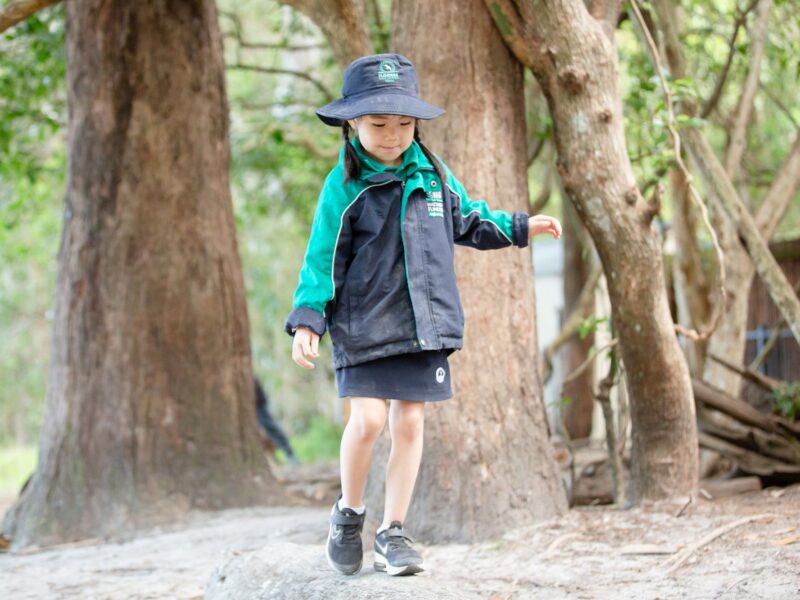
[348, 114, 416, 167]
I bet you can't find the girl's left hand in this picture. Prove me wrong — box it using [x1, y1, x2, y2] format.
[529, 214, 562, 240]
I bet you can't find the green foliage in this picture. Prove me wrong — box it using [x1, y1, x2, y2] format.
[283, 415, 343, 463]
[0, 445, 37, 497]
[578, 315, 607, 340]
[0, 5, 64, 448]
[0, 4, 65, 184]
[617, 0, 800, 237]
[772, 382, 800, 422]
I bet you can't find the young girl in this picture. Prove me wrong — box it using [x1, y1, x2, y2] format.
[285, 53, 561, 577]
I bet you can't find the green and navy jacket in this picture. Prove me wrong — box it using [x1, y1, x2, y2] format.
[284, 137, 529, 368]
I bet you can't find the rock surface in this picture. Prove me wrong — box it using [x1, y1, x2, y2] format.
[204, 543, 472, 600]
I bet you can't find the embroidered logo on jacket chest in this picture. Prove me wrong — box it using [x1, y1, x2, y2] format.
[424, 179, 444, 218]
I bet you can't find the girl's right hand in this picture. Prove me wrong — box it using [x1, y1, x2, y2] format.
[292, 326, 320, 369]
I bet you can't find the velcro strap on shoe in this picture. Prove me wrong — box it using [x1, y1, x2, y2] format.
[331, 511, 363, 526]
[386, 526, 414, 543]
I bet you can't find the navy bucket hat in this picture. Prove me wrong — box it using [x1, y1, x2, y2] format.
[316, 53, 445, 126]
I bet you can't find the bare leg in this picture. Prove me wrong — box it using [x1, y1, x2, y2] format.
[380, 399, 425, 530]
[339, 396, 388, 508]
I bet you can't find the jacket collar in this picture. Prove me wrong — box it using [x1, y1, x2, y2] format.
[338, 137, 434, 184]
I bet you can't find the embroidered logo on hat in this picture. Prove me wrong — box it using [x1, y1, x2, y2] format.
[315, 53, 444, 126]
[378, 60, 399, 83]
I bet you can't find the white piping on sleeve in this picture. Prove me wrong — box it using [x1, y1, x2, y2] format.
[446, 184, 513, 244]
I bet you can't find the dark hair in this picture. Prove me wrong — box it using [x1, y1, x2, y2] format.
[341, 120, 447, 188]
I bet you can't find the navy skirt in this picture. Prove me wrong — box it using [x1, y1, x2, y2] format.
[335, 349, 452, 402]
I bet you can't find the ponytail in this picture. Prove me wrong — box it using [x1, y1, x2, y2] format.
[342, 121, 361, 183]
[414, 125, 448, 190]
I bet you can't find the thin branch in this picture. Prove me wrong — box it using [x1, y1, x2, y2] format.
[540, 265, 603, 383]
[749, 322, 787, 372]
[707, 352, 781, 392]
[594, 344, 625, 504]
[562, 338, 619, 386]
[723, 0, 771, 178]
[222, 33, 324, 52]
[219, 10, 324, 52]
[0, 0, 59, 34]
[700, 0, 758, 118]
[631, 0, 727, 343]
[226, 63, 335, 102]
[759, 83, 799, 129]
[235, 99, 322, 110]
[278, 0, 374, 69]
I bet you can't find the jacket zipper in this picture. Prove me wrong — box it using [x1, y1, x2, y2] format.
[398, 180, 423, 348]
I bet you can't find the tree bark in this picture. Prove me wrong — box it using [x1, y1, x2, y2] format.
[487, 0, 699, 503]
[561, 194, 595, 439]
[670, 167, 711, 378]
[361, 0, 567, 543]
[1, 0, 280, 551]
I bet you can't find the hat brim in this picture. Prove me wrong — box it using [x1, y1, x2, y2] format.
[316, 92, 445, 126]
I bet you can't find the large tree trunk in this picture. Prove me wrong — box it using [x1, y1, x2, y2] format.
[361, 0, 567, 543]
[1, 0, 280, 551]
[487, 0, 699, 503]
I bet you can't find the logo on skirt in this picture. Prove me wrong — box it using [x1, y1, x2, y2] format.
[435, 367, 445, 383]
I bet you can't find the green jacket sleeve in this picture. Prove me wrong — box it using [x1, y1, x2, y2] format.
[284, 168, 355, 338]
[443, 164, 529, 250]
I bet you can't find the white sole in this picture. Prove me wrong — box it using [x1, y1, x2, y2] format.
[373, 553, 424, 576]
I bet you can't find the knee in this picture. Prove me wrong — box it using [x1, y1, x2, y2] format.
[390, 406, 424, 444]
[349, 407, 386, 442]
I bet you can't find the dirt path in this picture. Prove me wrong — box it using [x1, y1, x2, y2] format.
[2, 485, 799, 599]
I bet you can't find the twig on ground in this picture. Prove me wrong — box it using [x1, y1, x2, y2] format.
[675, 495, 693, 517]
[660, 513, 777, 575]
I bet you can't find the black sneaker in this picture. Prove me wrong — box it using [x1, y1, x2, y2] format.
[326, 495, 366, 575]
[373, 521, 424, 576]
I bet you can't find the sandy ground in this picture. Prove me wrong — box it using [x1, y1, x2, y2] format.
[1, 483, 799, 599]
